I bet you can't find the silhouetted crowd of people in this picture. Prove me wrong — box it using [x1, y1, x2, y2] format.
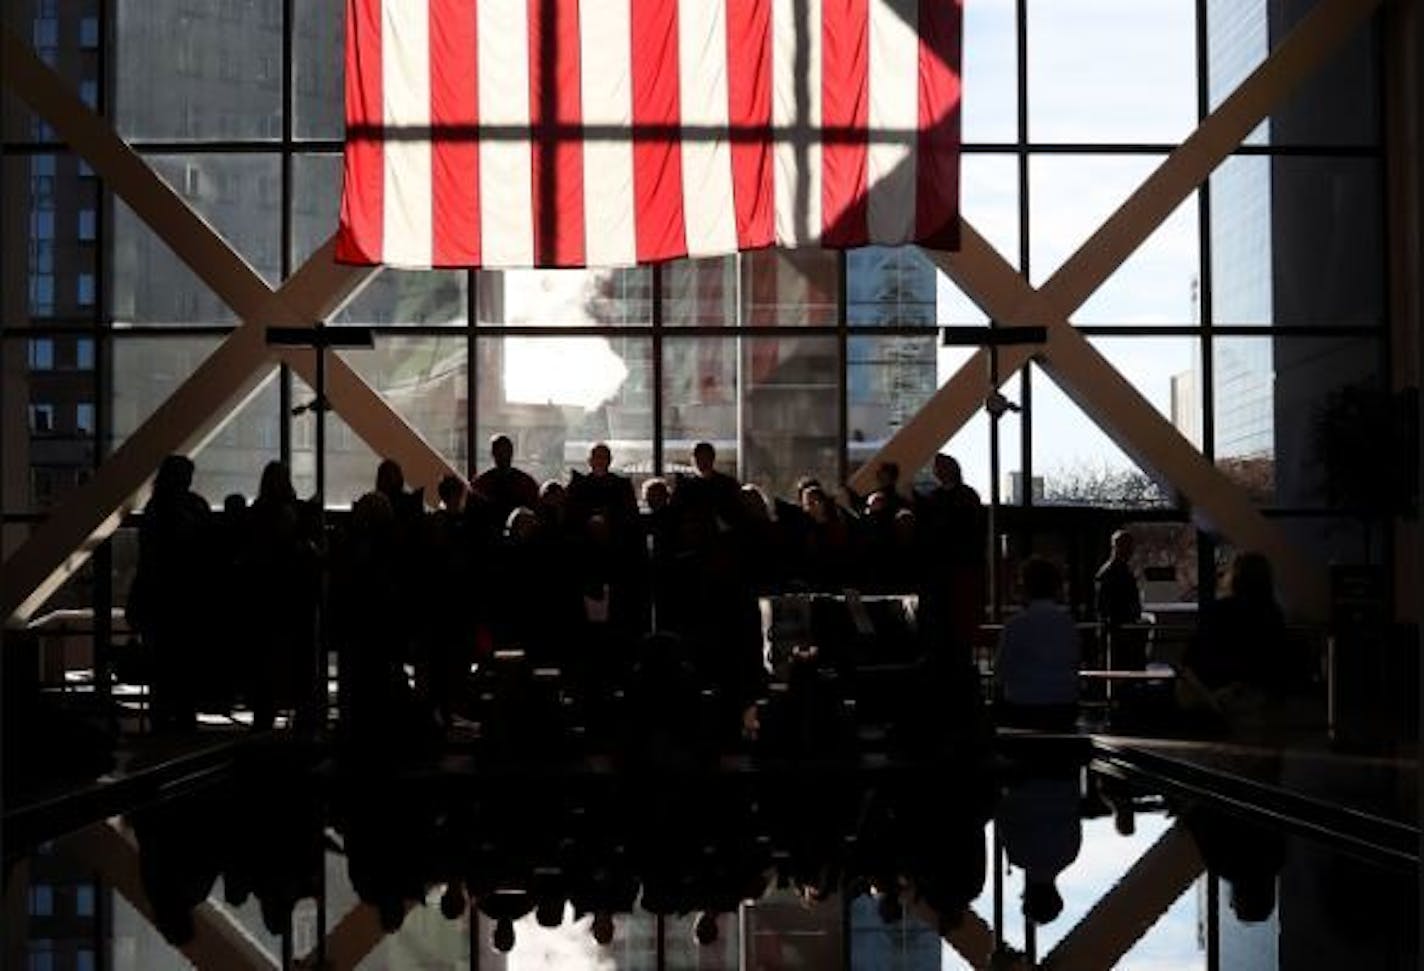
[127, 436, 1307, 743]
[129, 440, 991, 740]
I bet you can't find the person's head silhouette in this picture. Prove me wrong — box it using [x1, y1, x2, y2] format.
[492, 916, 516, 953]
[490, 434, 515, 470]
[1023, 879, 1064, 924]
[439, 883, 466, 920]
[694, 911, 719, 945]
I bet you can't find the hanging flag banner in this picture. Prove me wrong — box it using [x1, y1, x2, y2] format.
[338, 0, 962, 269]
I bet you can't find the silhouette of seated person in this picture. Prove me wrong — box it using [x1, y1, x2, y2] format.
[998, 767, 1083, 927]
[995, 557, 1080, 732]
[1180, 552, 1298, 727]
[130, 453, 211, 732]
[475, 434, 541, 526]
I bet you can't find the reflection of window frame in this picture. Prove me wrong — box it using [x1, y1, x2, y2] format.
[29, 403, 57, 434]
[28, 338, 55, 370]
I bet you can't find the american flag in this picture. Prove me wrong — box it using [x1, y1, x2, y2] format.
[338, 0, 962, 269]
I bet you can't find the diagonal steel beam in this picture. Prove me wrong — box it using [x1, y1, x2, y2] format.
[62, 821, 281, 971]
[317, 900, 396, 971]
[1043, 823, 1204, 971]
[852, 0, 1382, 615]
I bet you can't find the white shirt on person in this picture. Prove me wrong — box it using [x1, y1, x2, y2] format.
[996, 599, 1080, 706]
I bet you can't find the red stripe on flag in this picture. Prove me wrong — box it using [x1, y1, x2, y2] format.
[821, 0, 870, 247]
[726, 0, 774, 251]
[338, 0, 384, 263]
[430, 0, 480, 266]
[529, 0, 587, 267]
[916, 0, 962, 249]
[630, 0, 686, 263]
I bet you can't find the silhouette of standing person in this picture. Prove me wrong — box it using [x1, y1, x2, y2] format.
[245, 461, 311, 731]
[567, 442, 639, 538]
[915, 454, 986, 662]
[131, 454, 210, 732]
[1095, 529, 1144, 669]
[475, 434, 540, 527]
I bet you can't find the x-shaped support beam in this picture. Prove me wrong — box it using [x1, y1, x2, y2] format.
[848, 0, 1383, 616]
[0, 28, 460, 626]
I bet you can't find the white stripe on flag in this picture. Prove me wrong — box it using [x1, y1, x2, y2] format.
[678, 0, 738, 258]
[580, 0, 638, 267]
[772, 0, 822, 247]
[381, 0, 433, 267]
[477, 0, 535, 268]
[867, 0, 918, 244]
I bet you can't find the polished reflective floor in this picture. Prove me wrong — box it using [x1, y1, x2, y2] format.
[5, 738, 1416, 971]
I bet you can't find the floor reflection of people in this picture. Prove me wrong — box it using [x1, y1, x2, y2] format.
[1184, 804, 1286, 924]
[998, 766, 1084, 926]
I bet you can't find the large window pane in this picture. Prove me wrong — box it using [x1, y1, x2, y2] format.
[662, 335, 839, 496]
[847, 334, 937, 471]
[111, 336, 281, 502]
[852, 345, 1022, 500]
[1028, 0, 1197, 144]
[663, 251, 837, 328]
[475, 334, 653, 486]
[294, 0, 344, 140]
[115, 0, 283, 141]
[112, 154, 281, 324]
[292, 153, 467, 325]
[1030, 155, 1199, 325]
[1031, 363, 1173, 509]
[1210, 156, 1383, 327]
[477, 268, 651, 327]
[291, 338, 469, 504]
[847, 249, 937, 327]
[1208, 0, 1380, 147]
[962, 0, 1018, 144]
[1212, 336, 1385, 508]
[342, 334, 469, 475]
